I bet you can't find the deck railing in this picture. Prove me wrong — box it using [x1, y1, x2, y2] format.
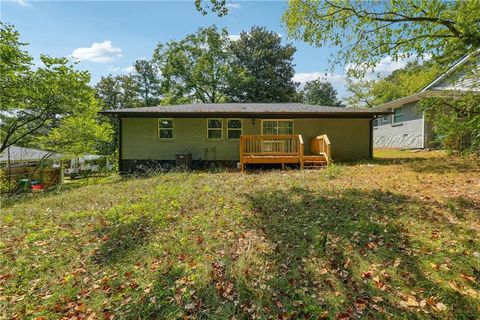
[310, 134, 331, 163]
[240, 135, 304, 157]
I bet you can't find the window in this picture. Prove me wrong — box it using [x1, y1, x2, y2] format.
[393, 107, 403, 124]
[262, 120, 294, 135]
[158, 119, 173, 139]
[373, 119, 379, 128]
[227, 119, 242, 139]
[381, 115, 389, 123]
[207, 118, 223, 139]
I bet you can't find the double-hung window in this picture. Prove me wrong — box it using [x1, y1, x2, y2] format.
[207, 119, 223, 139]
[393, 107, 404, 124]
[158, 119, 173, 139]
[262, 120, 294, 135]
[227, 119, 242, 139]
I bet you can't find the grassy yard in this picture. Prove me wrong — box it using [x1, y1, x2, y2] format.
[1, 149, 479, 319]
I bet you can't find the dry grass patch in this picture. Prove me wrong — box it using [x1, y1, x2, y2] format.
[1, 149, 479, 319]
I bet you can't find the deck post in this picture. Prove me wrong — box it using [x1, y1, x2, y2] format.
[298, 135, 304, 170]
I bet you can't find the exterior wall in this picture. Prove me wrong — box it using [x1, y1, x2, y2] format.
[293, 118, 371, 161]
[373, 102, 426, 149]
[121, 117, 372, 164]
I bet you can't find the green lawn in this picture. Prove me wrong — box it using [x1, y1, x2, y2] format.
[1, 149, 480, 319]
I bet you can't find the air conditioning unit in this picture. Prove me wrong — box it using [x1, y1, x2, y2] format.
[175, 153, 192, 169]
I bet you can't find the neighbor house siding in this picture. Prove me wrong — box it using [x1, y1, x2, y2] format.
[373, 102, 425, 148]
[121, 117, 371, 163]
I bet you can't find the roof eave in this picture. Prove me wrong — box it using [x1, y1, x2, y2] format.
[99, 110, 391, 118]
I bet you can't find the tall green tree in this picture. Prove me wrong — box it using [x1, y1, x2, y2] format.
[153, 26, 233, 104]
[95, 74, 141, 110]
[132, 59, 161, 106]
[95, 74, 141, 154]
[283, 0, 480, 76]
[302, 79, 343, 107]
[228, 26, 298, 102]
[0, 23, 111, 156]
[346, 60, 443, 108]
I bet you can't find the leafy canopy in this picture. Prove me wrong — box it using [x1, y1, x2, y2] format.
[345, 61, 443, 107]
[153, 26, 233, 104]
[228, 26, 298, 102]
[132, 59, 161, 106]
[0, 23, 111, 156]
[283, 0, 480, 76]
[301, 79, 343, 107]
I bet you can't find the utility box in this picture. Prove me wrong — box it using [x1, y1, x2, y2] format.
[175, 153, 192, 169]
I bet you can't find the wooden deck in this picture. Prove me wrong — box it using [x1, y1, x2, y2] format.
[239, 134, 331, 172]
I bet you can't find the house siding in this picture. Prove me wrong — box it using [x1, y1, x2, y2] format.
[121, 117, 371, 164]
[373, 102, 425, 149]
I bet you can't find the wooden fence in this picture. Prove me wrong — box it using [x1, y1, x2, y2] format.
[1, 166, 62, 193]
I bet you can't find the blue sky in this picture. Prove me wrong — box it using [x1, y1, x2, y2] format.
[1, 0, 410, 99]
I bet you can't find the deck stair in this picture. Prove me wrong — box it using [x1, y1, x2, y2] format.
[303, 154, 328, 169]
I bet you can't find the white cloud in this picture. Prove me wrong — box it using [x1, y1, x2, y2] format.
[72, 41, 122, 63]
[294, 72, 347, 86]
[108, 66, 120, 72]
[122, 66, 135, 73]
[226, 3, 240, 9]
[11, 0, 30, 7]
[228, 34, 241, 41]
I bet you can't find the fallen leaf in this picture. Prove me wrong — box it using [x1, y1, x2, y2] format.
[435, 302, 447, 311]
[460, 273, 476, 282]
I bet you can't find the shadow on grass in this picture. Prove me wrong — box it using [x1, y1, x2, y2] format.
[408, 157, 480, 174]
[119, 188, 478, 319]
[92, 215, 153, 265]
[240, 187, 478, 318]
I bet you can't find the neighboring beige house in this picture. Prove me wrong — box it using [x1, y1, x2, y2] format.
[101, 103, 389, 172]
[373, 53, 479, 149]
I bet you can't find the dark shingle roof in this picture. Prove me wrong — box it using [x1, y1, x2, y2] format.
[100, 103, 390, 118]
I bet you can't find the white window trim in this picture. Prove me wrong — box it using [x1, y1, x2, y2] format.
[226, 118, 243, 140]
[207, 118, 223, 140]
[158, 118, 174, 140]
[261, 119, 294, 135]
[392, 107, 404, 125]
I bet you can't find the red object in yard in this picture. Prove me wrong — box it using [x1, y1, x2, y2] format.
[31, 184, 45, 191]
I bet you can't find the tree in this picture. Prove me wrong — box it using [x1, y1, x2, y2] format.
[228, 26, 298, 102]
[345, 60, 442, 107]
[95, 74, 141, 154]
[153, 26, 233, 104]
[302, 79, 343, 107]
[283, 0, 480, 76]
[95, 74, 141, 110]
[420, 92, 480, 153]
[132, 59, 161, 106]
[0, 23, 111, 156]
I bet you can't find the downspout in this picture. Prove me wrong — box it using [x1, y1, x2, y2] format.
[118, 117, 123, 174]
[369, 116, 381, 159]
[421, 111, 426, 149]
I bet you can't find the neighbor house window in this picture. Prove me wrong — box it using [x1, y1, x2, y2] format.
[393, 107, 404, 124]
[381, 115, 389, 123]
[261, 120, 294, 135]
[207, 118, 223, 139]
[227, 119, 242, 139]
[158, 119, 173, 139]
[373, 119, 379, 128]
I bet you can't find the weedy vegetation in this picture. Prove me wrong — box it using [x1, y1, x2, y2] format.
[1, 149, 479, 319]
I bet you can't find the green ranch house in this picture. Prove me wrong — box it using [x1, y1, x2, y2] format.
[101, 103, 390, 172]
